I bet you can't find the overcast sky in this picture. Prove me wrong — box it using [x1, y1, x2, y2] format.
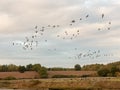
[0, 0, 120, 67]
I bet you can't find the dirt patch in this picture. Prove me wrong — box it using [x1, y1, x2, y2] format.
[0, 71, 39, 79]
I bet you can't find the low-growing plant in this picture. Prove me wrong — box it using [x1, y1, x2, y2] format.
[52, 75, 77, 78]
[81, 75, 90, 78]
[4, 76, 16, 80]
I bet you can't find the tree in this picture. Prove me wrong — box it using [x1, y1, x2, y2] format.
[18, 66, 26, 73]
[26, 64, 33, 71]
[32, 64, 41, 72]
[110, 66, 119, 76]
[0, 65, 2, 72]
[97, 67, 110, 77]
[1, 65, 8, 72]
[8, 64, 18, 71]
[82, 64, 104, 71]
[74, 64, 81, 71]
[39, 67, 48, 78]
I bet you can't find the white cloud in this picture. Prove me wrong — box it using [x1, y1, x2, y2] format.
[0, 0, 120, 67]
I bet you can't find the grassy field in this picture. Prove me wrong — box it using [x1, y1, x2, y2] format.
[0, 77, 120, 90]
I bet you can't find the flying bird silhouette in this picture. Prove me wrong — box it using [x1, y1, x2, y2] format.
[71, 20, 75, 23]
[80, 18, 82, 20]
[102, 14, 104, 19]
[109, 22, 111, 24]
[35, 26, 37, 29]
[86, 14, 89, 18]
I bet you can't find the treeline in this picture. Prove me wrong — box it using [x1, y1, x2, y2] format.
[48, 64, 81, 71]
[48, 61, 120, 77]
[82, 61, 120, 77]
[0, 64, 48, 78]
[1, 61, 120, 77]
[48, 67, 74, 71]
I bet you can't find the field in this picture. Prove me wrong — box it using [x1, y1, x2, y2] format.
[0, 71, 97, 79]
[0, 71, 40, 79]
[0, 71, 120, 89]
[0, 77, 120, 90]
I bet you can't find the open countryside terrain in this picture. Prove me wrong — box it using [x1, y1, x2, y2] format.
[0, 77, 120, 90]
[0, 71, 96, 79]
[0, 71, 39, 79]
[0, 61, 120, 89]
[0, 70, 120, 89]
[0, 0, 120, 90]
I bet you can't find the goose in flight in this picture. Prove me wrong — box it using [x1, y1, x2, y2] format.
[71, 20, 75, 23]
[109, 22, 111, 25]
[12, 42, 14, 45]
[102, 14, 104, 19]
[86, 14, 89, 18]
[57, 35, 60, 37]
[108, 27, 110, 30]
[35, 26, 37, 29]
[98, 28, 101, 31]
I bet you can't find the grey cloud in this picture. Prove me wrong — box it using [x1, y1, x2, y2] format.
[0, 0, 120, 67]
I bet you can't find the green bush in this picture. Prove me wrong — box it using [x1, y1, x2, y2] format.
[81, 75, 90, 78]
[97, 68, 110, 77]
[4, 76, 16, 80]
[52, 75, 77, 78]
[39, 67, 48, 78]
[18, 66, 26, 73]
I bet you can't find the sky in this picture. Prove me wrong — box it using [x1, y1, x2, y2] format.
[0, 0, 120, 68]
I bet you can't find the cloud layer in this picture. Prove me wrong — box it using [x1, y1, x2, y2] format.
[0, 0, 120, 67]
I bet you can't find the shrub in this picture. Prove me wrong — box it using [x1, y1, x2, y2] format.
[18, 66, 26, 73]
[4, 76, 16, 80]
[97, 68, 110, 77]
[39, 67, 48, 78]
[52, 75, 77, 78]
[81, 75, 90, 78]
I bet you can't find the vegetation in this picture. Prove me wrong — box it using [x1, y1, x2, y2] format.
[0, 61, 120, 78]
[4, 76, 16, 80]
[0, 62, 120, 89]
[0, 78, 120, 89]
[96, 62, 120, 77]
[81, 61, 120, 77]
[110, 66, 119, 76]
[26, 64, 33, 71]
[82, 64, 104, 71]
[0, 63, 48, 78]
[74, 64, 81, 71]
[39, 66, 48, 78]
[52, 75, 77, 78]
[32, 64, 41, 72]
[18, 66, 26, 73]
[97, 67, 110, 77]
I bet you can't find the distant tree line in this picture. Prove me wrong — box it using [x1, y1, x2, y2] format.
[47, 67, 74, 71]
[48, 61, 120, 77]
[82, 61, 120, 77]
[0, 64, 48, 78]
[1, 61, 120, 77]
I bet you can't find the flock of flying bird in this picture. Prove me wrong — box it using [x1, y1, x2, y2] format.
[69, 49, 114, 60]
[12, 13, 113, 60]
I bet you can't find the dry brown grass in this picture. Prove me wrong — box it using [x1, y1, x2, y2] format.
[0, 71, 120, 89]
[47, 71, 97, 78]
[0, 77, 120, 89]
[0, 71, 97, 79]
